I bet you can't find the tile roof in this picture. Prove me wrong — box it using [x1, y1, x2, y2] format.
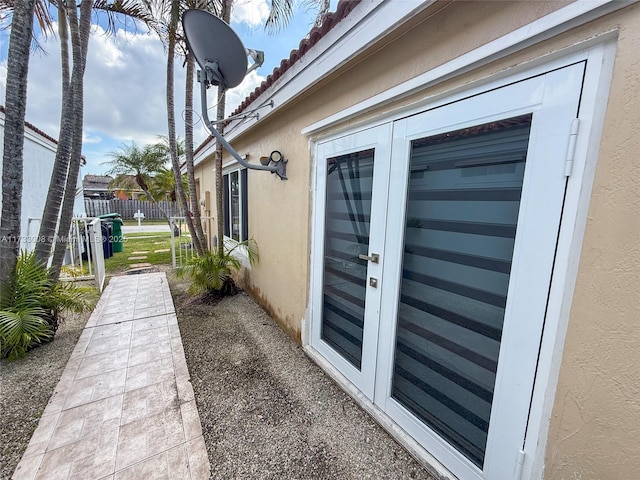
[83, 174, 114, 190]
[1, 105, 88, 165]
[194, 0, 361, 156]
[0, 105, 58, 145]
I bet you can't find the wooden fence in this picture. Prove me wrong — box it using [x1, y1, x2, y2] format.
[84, 198, 182, 220]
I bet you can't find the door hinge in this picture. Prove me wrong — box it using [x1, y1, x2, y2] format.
[515, 449, 526, 480]
[564, 118, 580, 177]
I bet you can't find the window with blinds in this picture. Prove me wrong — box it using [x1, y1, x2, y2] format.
[222, 168, 248, 241]
[391, 115, 533, 468]
[321, 149, 375, 370]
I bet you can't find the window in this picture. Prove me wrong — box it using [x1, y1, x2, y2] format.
[223, 168, 248, 241]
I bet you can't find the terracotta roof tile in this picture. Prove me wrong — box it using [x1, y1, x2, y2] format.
[0, 105, 58, 145]
[1, 105, 87, 165]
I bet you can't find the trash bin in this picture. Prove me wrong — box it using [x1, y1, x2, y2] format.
[99, 213, 124, 253]
[101, 221, 113, 259]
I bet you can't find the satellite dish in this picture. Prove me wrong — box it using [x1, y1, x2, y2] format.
[182, 9, 247, 90]
[182, 9, 287, 180]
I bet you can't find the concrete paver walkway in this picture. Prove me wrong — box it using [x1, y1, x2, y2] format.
[12, 273, 210, 480]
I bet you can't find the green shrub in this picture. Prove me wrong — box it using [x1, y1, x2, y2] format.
[177, 239, 259, 296]
[0, 252, 97, 360]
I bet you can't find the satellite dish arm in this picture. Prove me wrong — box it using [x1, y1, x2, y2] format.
[246, 49, 264, 76]
[199, 77, 287, 180]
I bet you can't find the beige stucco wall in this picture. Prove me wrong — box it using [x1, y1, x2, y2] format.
[193, 159, 216, 249]
[541, 6, 640, 479]
[194, 1, 640, 477]
[197, 0, 571, 340]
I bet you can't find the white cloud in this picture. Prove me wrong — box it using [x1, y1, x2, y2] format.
[231, 0, 270, 27]
[1, 19, 266, 173]
[82, 130, 102, 145]
[193, 69, 266, 142]
[0, 61, 6, 101]
[225, 69, 265, 114]
[7, 22, 177, 146]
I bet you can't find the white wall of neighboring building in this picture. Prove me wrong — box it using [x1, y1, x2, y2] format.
[0, 110, 86, 252]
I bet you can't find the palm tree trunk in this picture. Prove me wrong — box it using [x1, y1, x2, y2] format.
[184, 52, 208, 253]
[138, 182, 172, 225]
[166, 30, 203, 255]
[49, 0, 92, 280]
[35, 3, 73, 265]
[0, 0, 37, 284]
[215, 0, 233, 258]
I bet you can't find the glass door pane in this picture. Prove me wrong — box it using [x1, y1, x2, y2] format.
[230, 171, 240, 241]
[321, 149, 374, 369]
[391, 115, 532, 467]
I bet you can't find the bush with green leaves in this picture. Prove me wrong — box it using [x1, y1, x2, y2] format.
[0, 252, 97, 360]
[177, 239, 259, 296]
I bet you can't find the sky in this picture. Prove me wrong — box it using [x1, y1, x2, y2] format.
[0, 0, 338, 176]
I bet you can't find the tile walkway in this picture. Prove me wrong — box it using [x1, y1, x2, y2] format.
[12, 273, 210, 480]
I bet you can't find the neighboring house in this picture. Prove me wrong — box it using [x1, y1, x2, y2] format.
[193, 2, 640, 479]
[82, 174, 114, 199]
[0, 106, 86, 252]
[83, 174, 145, 200]
[110, 174, 145, 200]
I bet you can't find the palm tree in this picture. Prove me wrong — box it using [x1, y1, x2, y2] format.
[213, 0, 232, 258]
[184, 50, 209, 252]
[34, 0, 80, 268]
[105, 141, 174, 223]
[154, 0, 328, 260]
[35, 1, 158, 279]
[0, 0, 38, 285]
[154, 0, 217, 256]
[210, 0, 328, 258]
[177, 237, 258, 296]
[147, 166, 187, 202]
[47, 0, 95, 281]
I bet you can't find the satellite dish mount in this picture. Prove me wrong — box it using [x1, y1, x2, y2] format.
[182, 9, 287, 180]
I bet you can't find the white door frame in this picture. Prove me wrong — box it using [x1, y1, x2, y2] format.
[374, 63, 584, 480]
[305, 40, 616, 480]
[310, 123, 393, 399]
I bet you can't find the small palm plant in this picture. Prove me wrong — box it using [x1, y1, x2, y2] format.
[177, 239, 259, 297]
[0, 252, 96, 360]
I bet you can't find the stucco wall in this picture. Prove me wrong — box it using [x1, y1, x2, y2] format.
[197, 0, 571, 341]
[193, 159, 216, 249]
[0, 125, 85, 252]
[194, 1, 640, 477]
[541, 6, 640, 479]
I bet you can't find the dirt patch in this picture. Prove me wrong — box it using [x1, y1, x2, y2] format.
[168, 272, 434, 480]
[0, 311, 90, 480]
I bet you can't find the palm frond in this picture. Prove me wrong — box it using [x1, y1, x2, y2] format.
[225, 238, 259, 267]
[46, 282, 97, 316]
[303, 0, 330, 28]
[0, 308, 52, 360]
[0, 251, 96, 360]
[177, 238, 259, 295]
[264, 0, 294, 34]
[92, 0, 158, 35]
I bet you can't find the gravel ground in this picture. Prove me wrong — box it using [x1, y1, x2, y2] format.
[1, 272, 436, 480]
[169, 274, 435, 480]
[0, 311, 90, 480]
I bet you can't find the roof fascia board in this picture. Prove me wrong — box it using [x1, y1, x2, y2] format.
[195, 0, 436, 159]
[0, 112, 58, 152]
[23, 128, 57, 152]
[194, 139, 216, 167]
[302, 0, 636, 136]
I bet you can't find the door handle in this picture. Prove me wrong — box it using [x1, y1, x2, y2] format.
[358, 253, 379, 264]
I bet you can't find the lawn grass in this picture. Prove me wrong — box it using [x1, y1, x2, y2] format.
[104, 232, 174, 274]
[121, 219, 169, 226]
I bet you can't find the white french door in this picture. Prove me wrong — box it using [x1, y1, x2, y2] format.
[311, 62, 585, 479]
[311, 123, 393, 398]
